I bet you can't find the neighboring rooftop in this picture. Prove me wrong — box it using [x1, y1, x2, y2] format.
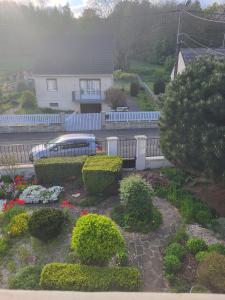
[33, 35, 114, 75]
[181, 47, 225, 65]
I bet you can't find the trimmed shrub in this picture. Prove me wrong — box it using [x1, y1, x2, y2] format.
[71, 214, 124, 266]
[208, 243, 225, 255]
[35, 156, 87, 184]
[197, 252, 225, 293]
[130, 82, 139, 97]
[8, 265, 42, 290]
[163, 255, 182, 273]
[165, 243, 186, 260]
[28, 208, 65, 241]
[3, 206, 26, 224]
[195, 251, 209, 263]
[82, 156, 122, 195]
[186, 238, 207, 255]
[40, 263, 140, 291]
[0, 238, 8, 256]
[8, 212, 30, 237]
[105, 88, 127, 109]
[20, 90, 37, 110]
[119, 175, 153, 227]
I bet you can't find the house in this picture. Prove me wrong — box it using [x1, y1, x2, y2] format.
[33, 35, 114, 113]
[171, 48, 225, 80]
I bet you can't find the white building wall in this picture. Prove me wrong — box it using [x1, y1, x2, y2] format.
[170, 52, 186, 80]
[33, 74, 113, 111]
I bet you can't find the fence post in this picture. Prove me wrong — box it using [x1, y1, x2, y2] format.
[135, 135, 147, 170]
[107, 137, 118, 156]
[101, 111, 106, 129]
[59, 112, 65, 130]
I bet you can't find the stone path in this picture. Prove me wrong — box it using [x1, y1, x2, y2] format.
[123, 197, 181, 292]
[187, 224, 225, 245]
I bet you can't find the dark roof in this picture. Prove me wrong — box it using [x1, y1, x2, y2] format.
[33, 35, 114, 75]
[181, 48, 225, 65]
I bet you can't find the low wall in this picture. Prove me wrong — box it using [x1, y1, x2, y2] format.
[104, 121, 158, 130]
[0, 164, 34, 177]
[0, 124, 63, 133]
[145, 156, 172, 169]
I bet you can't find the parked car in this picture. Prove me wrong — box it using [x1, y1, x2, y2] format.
[29, 134, 102, 162]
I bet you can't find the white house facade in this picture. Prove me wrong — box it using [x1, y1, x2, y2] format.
[33, 35, 114, 113]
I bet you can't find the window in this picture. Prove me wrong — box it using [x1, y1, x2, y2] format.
[47, 79, 57, 91]
[80, 79, 100, 98]
[49, 103, 59, 107]
[61, 140, 89, 149]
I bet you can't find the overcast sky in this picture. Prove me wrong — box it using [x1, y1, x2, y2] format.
[3, 0, 225, 16]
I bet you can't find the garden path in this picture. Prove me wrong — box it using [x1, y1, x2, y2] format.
[104, 196, 182, 292]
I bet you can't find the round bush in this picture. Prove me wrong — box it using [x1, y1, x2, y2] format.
[208, 243, 225, 255]
[71, 214, 125, 266]
[120, 175, 153, 226]
[165, 243, 186, 260]
[195, 251, 209, 263]
[8, 212, 30, 237]
[28, 208, 65, 241]
[8, 265, 42, 290]
[197, 252, 225, 293]
[163, 255, 182, 273]
[195, 210, 213, 226]
[186, 238, 207, 255]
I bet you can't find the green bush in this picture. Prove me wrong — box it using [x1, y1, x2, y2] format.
[3, 206, 26, 224]
[195, 251, 209, 263]
[35, 156, 87, 184]
[8, 212, 30, 237]
[165, 243, 186, 260]
[0, 237, 8, 256]
[8, 265, 42, 290]
[163, 255, 182, 273]
[171, 228, 189, 244]
[82, 156, 122, 195]
[40, 263, 140, 291]
[20, 90, 37, 110]
[130, 81, 139, 97]
[186, 238, 207, 255]
[71, 214, 124, 266]
[197, 252, 225, 293]
[119, 175, 153, 227]
[28, 208, 65, 241]
[208, 243, 225, 255]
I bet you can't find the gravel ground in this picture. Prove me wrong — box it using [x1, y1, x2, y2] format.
[186, 224, 225, 245]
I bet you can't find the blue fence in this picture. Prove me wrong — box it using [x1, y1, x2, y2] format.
[0, 114, 61, 125]
[105, 111, 160, 122]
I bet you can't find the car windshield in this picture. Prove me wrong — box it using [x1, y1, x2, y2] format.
[47, 137, 63, 145]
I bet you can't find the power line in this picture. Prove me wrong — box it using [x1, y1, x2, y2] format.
[183, 9, 225, 25]
[181, 32, 225, 56]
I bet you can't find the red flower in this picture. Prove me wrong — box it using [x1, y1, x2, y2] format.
[81, 210, 89, 216]
[60, 200, 76, 209]
[15, 198, 25, 205]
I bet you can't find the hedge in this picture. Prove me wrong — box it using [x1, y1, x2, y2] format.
[34, 156, 87, 184]
[40, 263, 140, 291]
[82, 156, 123, 195]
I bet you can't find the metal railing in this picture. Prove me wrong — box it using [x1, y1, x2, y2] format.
[0, 114, 62, 125]
[0, 138, 162, 165]
[72, 90, 103, 102]
[105, 111, 160, 122]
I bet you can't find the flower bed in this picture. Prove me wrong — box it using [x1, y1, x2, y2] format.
[19, 185, 63, 204]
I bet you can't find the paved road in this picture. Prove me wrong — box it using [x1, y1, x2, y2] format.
[0, 128, 159, 145]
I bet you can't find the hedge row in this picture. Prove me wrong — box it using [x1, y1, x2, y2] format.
[34, 156, 87, 184]
[82, 156, 123, 195]
[40, 263, 140, 291]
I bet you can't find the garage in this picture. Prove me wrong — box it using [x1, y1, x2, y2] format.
[80, 104, 102, 113]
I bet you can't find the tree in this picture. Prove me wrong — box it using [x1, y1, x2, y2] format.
[105, 88, 127, 109]
[160, 56, 225, 180]
[20, 90, 37, 110]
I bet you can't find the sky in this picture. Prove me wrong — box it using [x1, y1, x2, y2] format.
[2, 0, 225, 16]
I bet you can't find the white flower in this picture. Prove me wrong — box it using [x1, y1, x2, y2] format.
[20, 185, 63, 204]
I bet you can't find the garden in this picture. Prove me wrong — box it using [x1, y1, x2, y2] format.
[0, 152, 224, 292]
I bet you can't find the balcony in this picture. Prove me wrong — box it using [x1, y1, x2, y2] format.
[72, 90, 104, 103]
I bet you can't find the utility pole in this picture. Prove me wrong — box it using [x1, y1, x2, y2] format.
[174, 9, 182, 78]
[174, 1, 191, 78]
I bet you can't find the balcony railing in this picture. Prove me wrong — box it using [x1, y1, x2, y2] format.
[72, 90, 103, 102]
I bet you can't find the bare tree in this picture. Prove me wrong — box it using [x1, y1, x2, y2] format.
[87, 0, 120, 17]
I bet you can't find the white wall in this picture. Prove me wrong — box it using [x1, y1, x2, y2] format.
[33, 74, 113, 111]
[170, 52, 186, 80]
